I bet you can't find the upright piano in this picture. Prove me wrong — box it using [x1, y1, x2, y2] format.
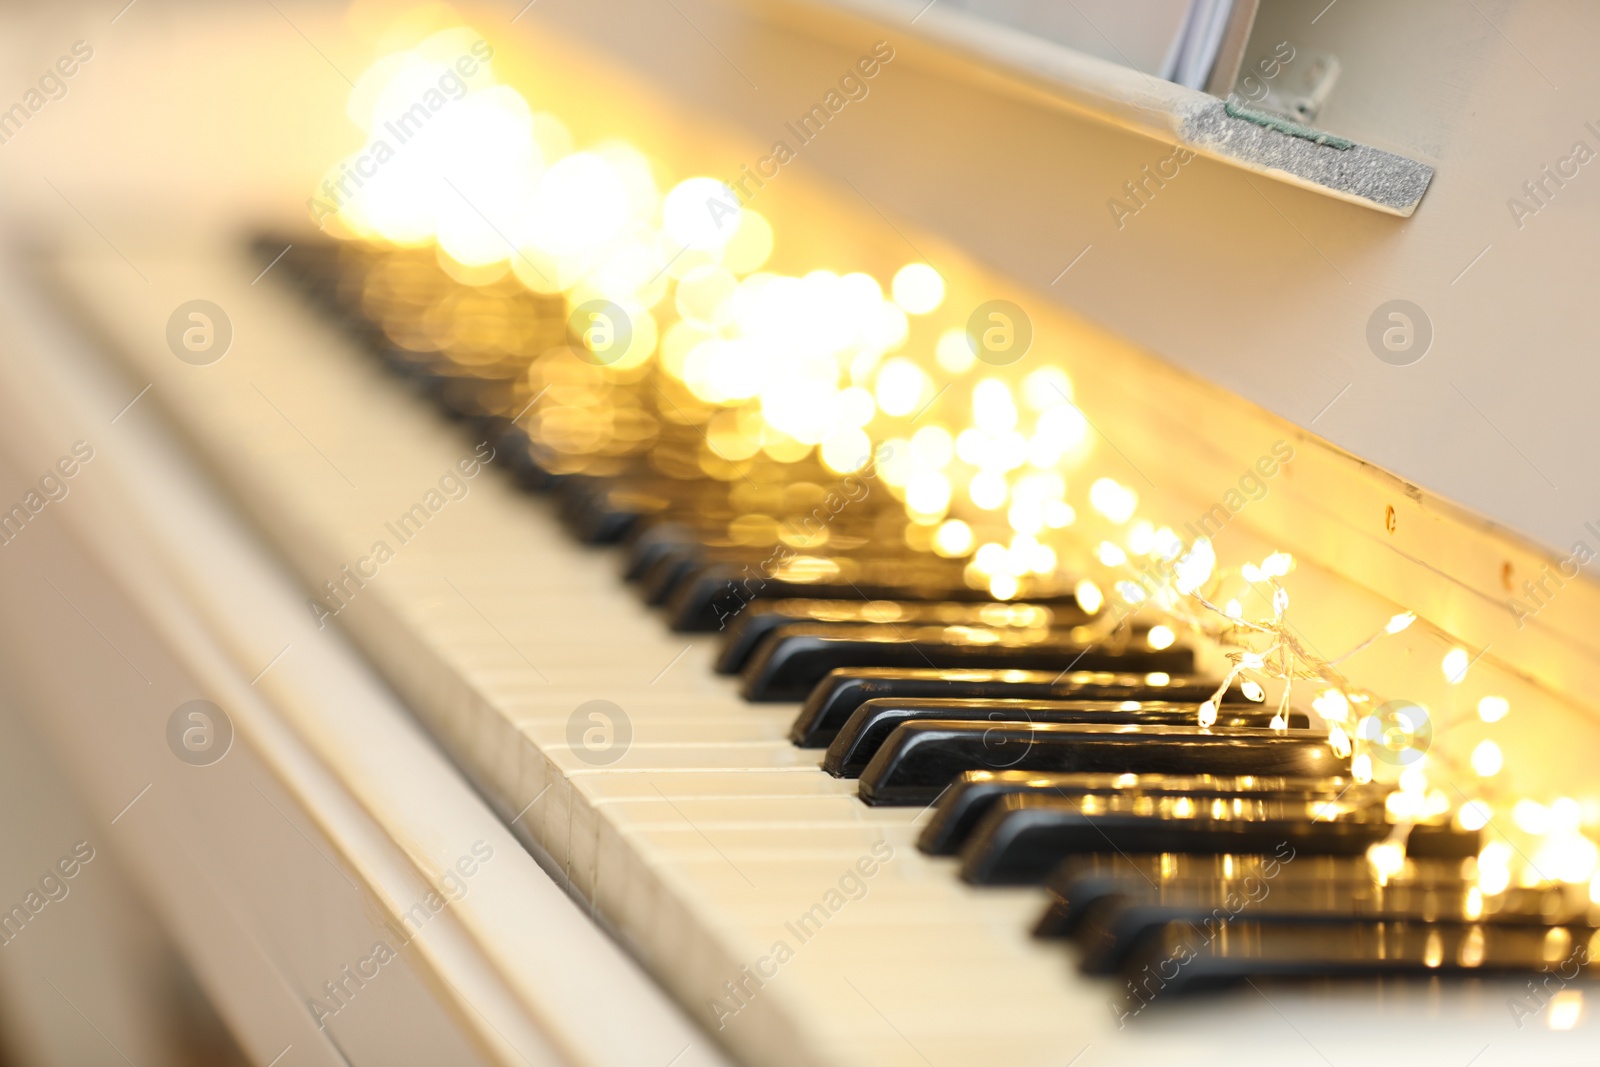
[0, 1, 1596, 1064]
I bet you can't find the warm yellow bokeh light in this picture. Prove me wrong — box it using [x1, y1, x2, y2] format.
[321, 39, 1593, 891]
[1089, 478, 1137, 524]
[722, 210, 774, 275]
[935, 327, 976, 374]
[820, 428, 872, 473]
[664, 177, 740, 250]
[933, 519, 974, 557]
[875, 358, 928, 417]
[891, 263, 945, 314]
[1471, 739, 1503, 777]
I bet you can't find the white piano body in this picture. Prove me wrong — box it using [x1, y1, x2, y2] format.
[0, 2, 1595, 1065]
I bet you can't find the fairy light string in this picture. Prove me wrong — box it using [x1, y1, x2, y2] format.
[1078, 513, 1600, 896]
[319, 23, 1596, 897]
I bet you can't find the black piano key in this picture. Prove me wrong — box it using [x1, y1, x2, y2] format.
[1032, 852, 1471, 939]
[791, 668, 1227, 748]
[1114, 919, 1600, 1001]
[477, 417, 562, 492]
[649, 544, 919, 609]
[957, 793, 1479, 885]
[556, 476, 647, 544]
[434, 375, 520, 422]
[638, 542, 727, 605]
[715, 599, 1087, 674]
[563, 478, 754, 545]
[620, 515, 889, 588]
[918, 768, 1347, 855]
[667, 557, 1061, 633]
[622, 522, 701, 582]
[829, 700, 1299, 779]
[1078, 878, 1591, 975]
[858, 721, 1343, 808]
[742, 625, 1194, 702]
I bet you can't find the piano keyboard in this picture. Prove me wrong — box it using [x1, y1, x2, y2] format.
[53, 236, 1598, 1067]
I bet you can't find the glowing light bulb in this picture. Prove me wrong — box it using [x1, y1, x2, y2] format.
[1127, 521, 1156, 556]
[974, 542, 1008, 574]
[1002, 533, 1036, 569]
[1385, 611, 1416, 634]
[1513, 799, 1550, 835]
[1172, 538, 1214, 594]
[1240, 680, 1265, 702]
[1477, 695, 1509, 723]
[1096, 542, 1127, 567]
[1043, 500, 1076, 528]
[989, 572, 1019, 600]
[1367, 841, 1405, 882]
[1458, 800, 1491, 831]
[663, 176, 740, 250]
[1147, 625, 1175, 650]
[891, 263, 944, 314]
[1442, 647, 1470, 684]
[1552, 797, 1583, 833]
[820, 429, 872, 474]
[1470, 739, 1503, 777]
[875, 358, 928, 417]
[968, 471, 1008, 510]
[838, 387, 877, 428]
[1088, 478, 1137, 524]
[1007, 499, 1044, 536]
[1197, 700, 1218, 728]
[972, 379, 1019, 434]
[1541, 835, 1599, 885]
[935, 328, 975, 374]
[1352, 753, 1373, 782]
[1074, 579, 1104, 614]
[1151, 527, 1183, 560]
[1034, 403, 1088, 452]
[527, 152, 628, 254]
[904, 470, 952, 515]
[933, 519, 974, 558]
[1311, 688, 1350, 723]
[1260, 551, 1293, 578]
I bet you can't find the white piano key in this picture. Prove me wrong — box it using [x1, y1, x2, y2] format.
[546, 742, 824, 774]
[68, 244, 1590, 1067]
[576, 770, 860, 800]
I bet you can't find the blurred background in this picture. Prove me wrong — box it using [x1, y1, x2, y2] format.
[0, 1, 1593, 1061]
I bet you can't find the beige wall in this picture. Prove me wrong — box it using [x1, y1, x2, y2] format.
[517, 0, 1596, 559]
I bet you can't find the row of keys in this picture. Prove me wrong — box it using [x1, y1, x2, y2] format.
[268, 236, 1573, 1015]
